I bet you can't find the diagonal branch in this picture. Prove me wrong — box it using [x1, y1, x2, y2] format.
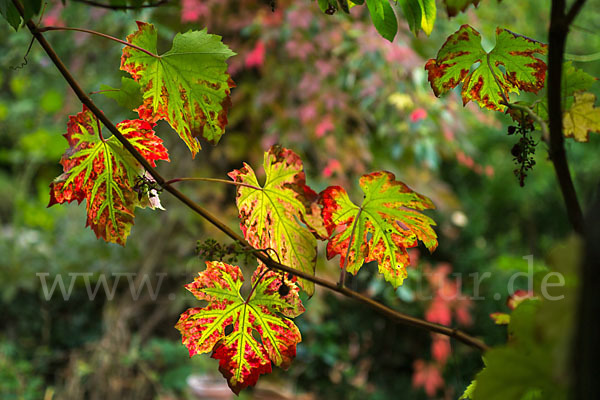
[38, 26, 159, 58]
[10, 0, 489, 353]
[73, 0, 169, 10]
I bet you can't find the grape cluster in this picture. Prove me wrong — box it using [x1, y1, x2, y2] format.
[196, 239, 256, 265]
[507, 122, 537, 187]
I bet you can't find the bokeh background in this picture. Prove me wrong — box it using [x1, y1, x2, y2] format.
[1, 0, 600, 399]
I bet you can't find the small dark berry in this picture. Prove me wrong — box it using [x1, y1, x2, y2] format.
[278, 283, 290, 297]
[511, 144, 521, 157]
[507, 125, 516, 135]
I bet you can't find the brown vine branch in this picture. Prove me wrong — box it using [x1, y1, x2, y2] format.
[37, 26, 159, 59]
[11, 0, 489, 353]
[548, 0, 584, 234]
[73, 0, 169, 10]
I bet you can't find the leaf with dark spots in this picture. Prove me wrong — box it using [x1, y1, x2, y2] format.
[320, 171, 437, 288]
[176, 262, 304, 394]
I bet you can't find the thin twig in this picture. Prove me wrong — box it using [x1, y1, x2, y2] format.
[500, 101, 550, 143]
[89, 89, 119, 95]
[486, 55, 549, 142]
[73, 0, 169, 10]
[165, 177, 262, 191]
[10, 0, 489, 353]
[38, 26, 159, 59]
[565, 0, 587, 26]
[95, 114, 106, 142]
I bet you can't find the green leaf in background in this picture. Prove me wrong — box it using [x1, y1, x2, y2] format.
[365, 0, 398, 42]
[100, 77, 144, 112]
[533, 61, 596, 122]
[397, 0, 421, 35]
[562, 61, 597, 98]
[0, 0, 21, 31]
[472, 346, 549, 400]
[22, 0, 41, 21]
[470, 238, 580, 400]
[418, 0, 436, 35]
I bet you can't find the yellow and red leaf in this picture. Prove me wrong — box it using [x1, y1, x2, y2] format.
[176, 261, 304, 394]
[228, 145, 324, 295]
[49, 106, 169, 245]
[320, 171, 437, 287]
[425, 25, 547, 111]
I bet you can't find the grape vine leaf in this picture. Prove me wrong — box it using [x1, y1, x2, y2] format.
[563, 92, 600, 142]
[121, 21, 236, 158]
[320, 171, 437, 287]
[49, 106, 169, 245]
[100, 77, 143, 112]
[531, 61, 596, 122]
[562, 61, 597, 98]
[175, 261, 304, 394]
[229, 146, 325, 296]
[425, 25, 547, 111]
[398, 0, 436, 36]
[365, 0, 398, 42]
[443, 0, 480, 17]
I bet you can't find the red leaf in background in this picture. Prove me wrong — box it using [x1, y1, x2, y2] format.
[322, 159, 341, 178]
[431, 334, 451, 364]
[245, 40, 266, 69]
[425, 298, 452, 326]
[425, 263, 473, 327]
[412, 359, 444, 397]
[181, 0, 210, 23]
[410, 108, 427, 123]
[315, 115, 335, 137]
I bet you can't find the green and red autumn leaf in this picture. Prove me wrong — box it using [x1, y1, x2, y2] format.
[176, 261, 304, 394]
[229, 145, 326, 296]
[425, 24, 547, 111]
[121, 21, 235, 157]
[49, 106, 169, 245]
[320, 171, 437, 288]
